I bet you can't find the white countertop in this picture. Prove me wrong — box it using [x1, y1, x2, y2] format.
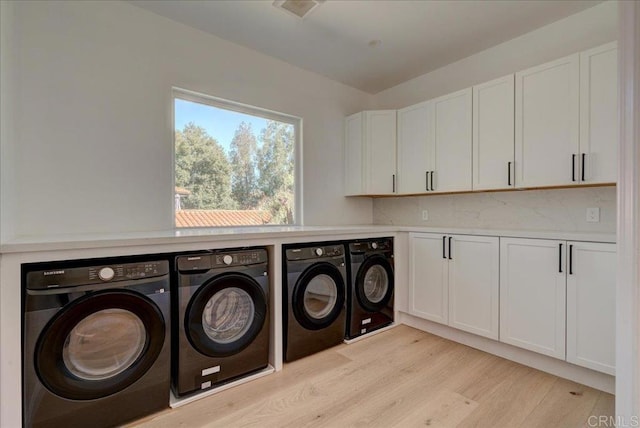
[0, 225, 615, 253]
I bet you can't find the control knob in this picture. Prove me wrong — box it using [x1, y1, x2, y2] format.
[315, 248, 323, 256]
[222, 255, 233, 265]
[98, 267, 115, 281]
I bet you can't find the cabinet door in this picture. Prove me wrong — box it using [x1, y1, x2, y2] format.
[500, 238, 566, 359]
[344, 112, 364, 196]
[566, 241, 616, 375]
[409, 233, 448, 324]
[473, 75, 515, 190]
[364, 110, 397, 195]
[580, 42, 618, 184]
[448, 235, 499, 339]
[397, 101, 434, 194]
[515, 54, 579, 187]
[432, 88, 472, 192]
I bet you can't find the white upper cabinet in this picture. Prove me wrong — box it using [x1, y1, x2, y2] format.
[344, 110, 397, 195]
[515, 54, 580, 188]
[473, 75, 515, 190]
[432, 88, 473, 193]
[580, 42, 618, 184]
[566, 241, 616, 375]
[344, 112, 364, 196]
[397, 101, 434, 194]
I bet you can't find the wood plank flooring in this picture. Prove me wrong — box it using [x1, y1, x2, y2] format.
[132, 325, 614, 428]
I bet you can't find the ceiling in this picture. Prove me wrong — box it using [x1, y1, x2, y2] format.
[130, 0, 603, 94]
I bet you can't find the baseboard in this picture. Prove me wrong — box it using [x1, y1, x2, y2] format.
[398, 312, 615, 394]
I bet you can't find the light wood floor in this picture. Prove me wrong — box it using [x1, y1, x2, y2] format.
[133, 325, 614, 427]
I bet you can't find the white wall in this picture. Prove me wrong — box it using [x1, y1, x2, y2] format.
[373, 1, 617, 108]
[0, 0, 373, 242]
[0, 0, 16, 242]
[371, 1, 618, 234]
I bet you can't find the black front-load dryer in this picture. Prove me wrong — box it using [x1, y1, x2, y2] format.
[22, 257, 171, 428]
[283, 242, 347, 362]
[173, 248, 269, 397]
[346, 238, 394, 339]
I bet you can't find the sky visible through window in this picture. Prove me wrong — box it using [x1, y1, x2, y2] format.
[174, 99, 268, 154]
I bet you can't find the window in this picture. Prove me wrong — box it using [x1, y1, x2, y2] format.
[173, 89, 300, 228]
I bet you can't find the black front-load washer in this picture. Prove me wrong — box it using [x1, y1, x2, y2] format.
[22, 257, 171, 428]
[173, 248, 269, 397]
[283, 242, 347, 362]
[346, 238, 394, 339]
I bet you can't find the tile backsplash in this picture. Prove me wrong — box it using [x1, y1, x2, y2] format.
[373, 186, 616, 233]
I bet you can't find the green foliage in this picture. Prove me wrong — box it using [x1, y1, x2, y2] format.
[229, 122, 260, 209]
[257, 121, 295, 224]
[175, 119, 295, 225]
[175, 123, 236, 210]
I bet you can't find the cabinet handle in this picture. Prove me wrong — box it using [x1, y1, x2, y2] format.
[442, 236, 447, 259]
[430, 171, 435, 191]
[448, 237, 453, 260]
[508, 161, 512, 186]
[581, 153, 586, 182]
[559, 243, 563, 273]
[392, 174, 396, 193]
[426, 171, 429, 192]
[569, 244, 573, 275]
[572, 154, 576, 182]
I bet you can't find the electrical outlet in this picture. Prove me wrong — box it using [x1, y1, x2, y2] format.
[422, 210, 429, 221]
[586, 207, 600, 223]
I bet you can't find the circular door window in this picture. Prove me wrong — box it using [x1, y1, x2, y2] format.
[63, 309, 146, 381]
[35, 290, 165, 400]
[355, 256, 394, 312]
[202, 287, 255, 344]
[293, 262, 345, 330]
[186, 273, 267, 358]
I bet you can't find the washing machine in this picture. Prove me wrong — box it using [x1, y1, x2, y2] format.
[346, 237, 394, 339]
[283, 242, 347, 362]
[22, 256, 171, 428]
[173, 248, 269, 397]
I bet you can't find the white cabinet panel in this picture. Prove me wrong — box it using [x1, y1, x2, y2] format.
[432, 88, 472, 192]
[343, 110, 397, 195]
[344, 112, 363, 196]
[409, 233, 448, 324]
[448, 235, 499, 339]
[515, 54, 580, 187]
[473, 75, 515, 190]
[500, 238, 566, 359]
[580, 42, 618, 184]
[409, 233, 499, 339]
[566, 241, 616, 375]
[365, 110, 397, 194]
[397, 101, 434, 194]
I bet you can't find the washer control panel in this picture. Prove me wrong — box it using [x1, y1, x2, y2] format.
[26, 260, 170, 289]
[177, 248, 268, 272]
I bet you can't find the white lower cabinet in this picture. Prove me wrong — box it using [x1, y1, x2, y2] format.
[566, 241, 616, 375]
[500, 237, 616, 373]
[500, 238, 566, 359]
[409, 233, 499, 339]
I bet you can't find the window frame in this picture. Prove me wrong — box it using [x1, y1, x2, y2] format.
[171, 87, 303, 228]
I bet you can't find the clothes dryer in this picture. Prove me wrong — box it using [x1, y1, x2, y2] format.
[173, 248, 269, 397]
[346, 238, 394, 339]
[283, 242, 347, 362]
[22, 257, 171, 428]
